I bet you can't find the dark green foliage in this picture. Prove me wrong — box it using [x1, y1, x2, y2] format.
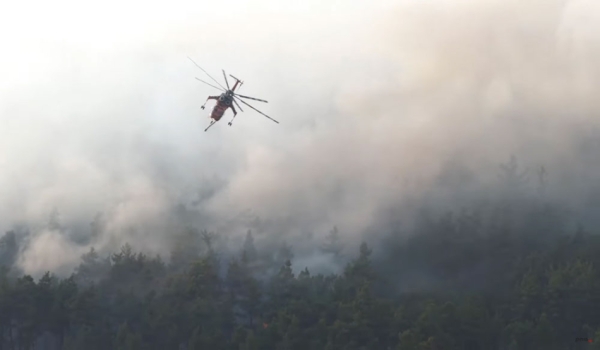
[0, 233, 595, 349]
[3, 192, 600, 349]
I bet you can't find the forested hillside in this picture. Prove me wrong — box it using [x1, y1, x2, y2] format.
[2, 200, 600, 350]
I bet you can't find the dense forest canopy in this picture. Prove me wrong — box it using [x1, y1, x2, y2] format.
[2, 156, 600, 350]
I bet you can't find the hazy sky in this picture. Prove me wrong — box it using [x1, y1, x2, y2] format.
[2, 0, 600, 275]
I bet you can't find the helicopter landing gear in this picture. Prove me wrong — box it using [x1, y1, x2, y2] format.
[228, 114, 237, 126]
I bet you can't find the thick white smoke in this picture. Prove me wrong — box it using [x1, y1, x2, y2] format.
[2, 0, 600, 276]
[209, 0, 600, 236]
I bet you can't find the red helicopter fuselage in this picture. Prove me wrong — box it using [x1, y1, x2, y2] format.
[210, 102, 228, 122]
[209, 80, 241, 121]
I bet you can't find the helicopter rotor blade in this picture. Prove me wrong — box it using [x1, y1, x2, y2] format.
[234, 96, 279, 124]
[195, 77, 225, 92]
[205, 120, 217, 132]
[222, 69, 230, 90]
[234, 94, 268, 103]
[233, 98, 244, 112]
[187, 56, 227, 90]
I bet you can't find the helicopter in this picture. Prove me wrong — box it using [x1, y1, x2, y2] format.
[188, 57, 279, 132]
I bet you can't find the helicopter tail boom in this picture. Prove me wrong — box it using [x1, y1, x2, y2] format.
[229, 74, 244, 91]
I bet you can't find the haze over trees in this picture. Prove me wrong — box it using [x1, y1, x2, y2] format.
[0, 157, 599, 350]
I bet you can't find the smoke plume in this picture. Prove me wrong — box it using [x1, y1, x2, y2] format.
[2, 0, 600, 276]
